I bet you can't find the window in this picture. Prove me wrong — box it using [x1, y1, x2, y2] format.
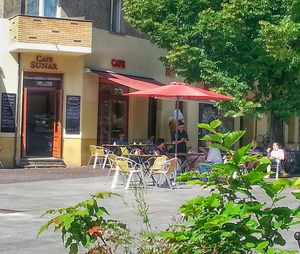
[110, 0, 121, 33]
[26, 0, 59, 17]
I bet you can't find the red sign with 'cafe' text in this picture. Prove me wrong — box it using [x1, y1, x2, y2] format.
[111, 59, 126, 68]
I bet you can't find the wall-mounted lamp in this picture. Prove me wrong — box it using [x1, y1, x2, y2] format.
[84, 68, 91, 73]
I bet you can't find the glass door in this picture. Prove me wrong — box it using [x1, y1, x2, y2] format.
[22, 74, 62, 157]
[26, 90, 55, 156]
[97, 84, 128, 144]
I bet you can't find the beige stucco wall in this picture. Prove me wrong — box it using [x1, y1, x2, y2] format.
[128, 97, 149, 143]
[185, 102, 200, 151]
[256, 114, 269, 144]
[85, 28, 196, 147]
[83, 28, 210, 151]
[0, 19, 19, 167]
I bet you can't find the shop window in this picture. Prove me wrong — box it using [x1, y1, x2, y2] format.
[110, 0, 121, 33]
[26, 0, 59, 17]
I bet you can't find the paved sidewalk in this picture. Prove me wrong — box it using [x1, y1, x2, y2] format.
[0, 166, 106, 184]
[0, 167, 299, 253]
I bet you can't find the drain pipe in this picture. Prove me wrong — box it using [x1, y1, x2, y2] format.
[295, 232, 300, 253]
[13, 52, 21, 167]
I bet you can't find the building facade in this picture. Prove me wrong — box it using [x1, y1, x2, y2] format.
[0, 0, 206, 168]
[0, 0, 298, 168]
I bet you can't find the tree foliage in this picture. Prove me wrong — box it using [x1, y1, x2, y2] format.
[124, 0, 300, 121]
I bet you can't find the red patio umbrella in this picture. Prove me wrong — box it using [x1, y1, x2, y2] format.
[123, 82, 232, 156]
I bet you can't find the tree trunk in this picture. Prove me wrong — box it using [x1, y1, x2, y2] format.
[270, 112, 284, 145]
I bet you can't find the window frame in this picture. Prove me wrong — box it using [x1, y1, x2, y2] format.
[110, 0, 121, 33]
[26, 0, 60, 18]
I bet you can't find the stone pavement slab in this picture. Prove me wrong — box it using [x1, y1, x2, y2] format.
[0, 167, 299, 253]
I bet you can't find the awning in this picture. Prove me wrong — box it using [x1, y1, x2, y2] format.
[92, 70, 163, 90]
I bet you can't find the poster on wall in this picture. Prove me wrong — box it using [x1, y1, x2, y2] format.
[66, 95, 80, 134]
[1, 93, 16, 133]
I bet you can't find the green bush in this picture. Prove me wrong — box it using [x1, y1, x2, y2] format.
[155, 119, 300, 254]
[37, 192, 132, 254]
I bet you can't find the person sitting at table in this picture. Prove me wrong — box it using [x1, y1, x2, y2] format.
[143, 135, 155, 154]
[198, 140, 223, 181]
[145, 135, 155, 145]
[115, 133, 128, 145]
[266, 142, 287, 177]
[153, 138, 167, 156]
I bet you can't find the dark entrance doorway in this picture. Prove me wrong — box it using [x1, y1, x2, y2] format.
[26, 91, 55, 156]
[22, 74, 62, 158]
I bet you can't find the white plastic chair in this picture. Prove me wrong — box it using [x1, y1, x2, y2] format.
[91, 146, 110, 169]
[111, 156, 144, 189]
[104, 153, 117, 185]
[149, 158, 178, 190]
[272, 159, 282, 180]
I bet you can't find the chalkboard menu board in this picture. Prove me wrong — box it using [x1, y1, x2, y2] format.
[1, 93, 16, 133]
[66, 95, 80, 134]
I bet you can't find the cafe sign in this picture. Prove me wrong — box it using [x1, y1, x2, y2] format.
[30, 55, 58, 70]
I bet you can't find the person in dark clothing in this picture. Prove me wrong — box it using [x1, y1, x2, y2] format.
[115, 133, 128, 145]
[171, 120, 189, 153]
[171, 120, 189, 172]
[154, 138, 167, 155]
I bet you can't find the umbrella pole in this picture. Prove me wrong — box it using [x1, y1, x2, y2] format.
[175, 97, 179, 158]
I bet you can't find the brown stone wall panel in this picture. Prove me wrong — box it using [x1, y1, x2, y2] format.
[9, 15, 92, 48]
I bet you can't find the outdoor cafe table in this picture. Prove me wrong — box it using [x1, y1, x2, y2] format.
[128, 154, 161, 186]
[111, 154, 160, 189]
[102, 144, 130, 155]
[103, 143, 154, 154]
[168, 152, 205, 172]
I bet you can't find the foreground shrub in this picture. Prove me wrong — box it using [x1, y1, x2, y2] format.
[37, 192, 132, 254]
[155, 120, 300, 254]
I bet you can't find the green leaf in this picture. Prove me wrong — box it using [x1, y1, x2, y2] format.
[243, 167, 266, 184]
[220, 231, 231, 238]
[255, 241, 269, 252]
[96, 208, 104, 217]
[294, 178, 300, 189]
[186, 179, 206, 185]
[233, 143, 252, 164]
[198, 123, 216, 133]
[272, 207, 292, 216]
[60, 214, 75, 230]
[36, 220, 52, 238]
[91, 192, 117, 199]
[76, 208, 89, 217]
[83, 234, 92, 249]
[159, 232, 175, 239]
[292, 191, 300, 200]
[245, 242, 255, 248]
[69, 243, 78, 254]
[210, 119, 222, 129]
[201, 133, 223, 143]
[274, 232, 286, 246]
[223, 130, 245, 149]
[261, 182, 282, 198]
